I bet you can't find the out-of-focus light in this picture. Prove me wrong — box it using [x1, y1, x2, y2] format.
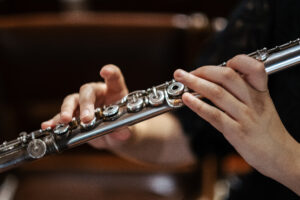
[0, 175, 18, 200]
[172, 14, 190, 29]
[147, 175, 176, 196]
[189, 13, 209, 30]
[172, 13, 209, 30]
[212, 17, 228, 32]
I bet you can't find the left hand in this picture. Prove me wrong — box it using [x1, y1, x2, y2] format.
[41, 64, 132, 149]
[173, 55, 300, 185]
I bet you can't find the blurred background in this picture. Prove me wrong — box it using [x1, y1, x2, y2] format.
[0, 0, 253, 199]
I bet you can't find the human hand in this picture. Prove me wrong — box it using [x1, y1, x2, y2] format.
[41, 64, 132, 149]
[173, 55, 300, 184]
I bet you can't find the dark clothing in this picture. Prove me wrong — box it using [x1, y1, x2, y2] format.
[175, 0, 300, 198]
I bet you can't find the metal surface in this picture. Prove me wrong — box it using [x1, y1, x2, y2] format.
[167, 82, 185, 97]
[1, 39, 300, 172]
[103, 105, 120, 118]
[53, 124, 69, 135]
[126, 98, 144, 112]
[27, 139, 47, 159]
[80, 117, 97, 130]
[149, 90, 165, 106]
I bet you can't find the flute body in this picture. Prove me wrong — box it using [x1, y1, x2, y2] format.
[1, 39, 300, 173]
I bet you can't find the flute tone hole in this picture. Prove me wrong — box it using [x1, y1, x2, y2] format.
[172, 85, 179, 90]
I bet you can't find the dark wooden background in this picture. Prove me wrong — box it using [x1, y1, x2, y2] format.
[0, 1, 250, 200]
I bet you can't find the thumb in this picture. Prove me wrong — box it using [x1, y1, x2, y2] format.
[227, 55, 268, 92]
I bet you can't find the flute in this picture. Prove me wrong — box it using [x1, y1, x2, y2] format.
[1, 39, 300, 173]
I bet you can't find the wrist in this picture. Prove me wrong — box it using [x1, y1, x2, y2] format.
[288, 141, 300, 195]
[293, 142, 300, 182]
[274, 135, 300, 195]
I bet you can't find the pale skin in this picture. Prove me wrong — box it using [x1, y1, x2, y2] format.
[42, 55, 300, 195]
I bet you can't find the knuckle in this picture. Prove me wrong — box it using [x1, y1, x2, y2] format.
[210, 110, 221, 123]
[240, 106, 255, 122]
[195, 102, 204, 114]
[222, 67, 236, 81]
[227, 54, 248, 68]
[210, 86, 224, 99]
[240, 106, 251, 116]
[236, 124, 248, 139]
[236, 124, 244, 133]
[227, 55, 241, 66]
[253, 62, 266, 74]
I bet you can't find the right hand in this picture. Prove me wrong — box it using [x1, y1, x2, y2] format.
[41, 64, 132, 149]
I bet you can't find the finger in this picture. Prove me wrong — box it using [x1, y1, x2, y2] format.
[227, 55, 268, 92]
[41, 114, 60, 129]
[88, 138, 107, 149]
[60, 93, 79, 124]
[174, 69, 247, 120]
[182, 92, 239, 135]
[108, 128, 132, 141]
[191, 66, 252, 104]
[88, 127, 131, 149]
[100, 64, 128, 95]
[79, 83, 105, 123]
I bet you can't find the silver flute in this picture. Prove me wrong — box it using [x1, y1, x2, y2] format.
[1, 39, 300, 173]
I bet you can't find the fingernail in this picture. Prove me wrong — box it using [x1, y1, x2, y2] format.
[81, 109, 90, 118]
[106, 66, 114, 73]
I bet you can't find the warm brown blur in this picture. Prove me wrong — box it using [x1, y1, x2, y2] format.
[0, 1, 246, 200]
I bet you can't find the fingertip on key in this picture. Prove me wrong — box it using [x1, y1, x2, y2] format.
[174, 69, 186, 79]
[41, 120, 52, 129]
[80, 109, 94, 123]
[182, 92, 194, 105]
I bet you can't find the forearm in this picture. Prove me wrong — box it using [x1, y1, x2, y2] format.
[293, 144, 300, 195]
[106, 113, 197, 167]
